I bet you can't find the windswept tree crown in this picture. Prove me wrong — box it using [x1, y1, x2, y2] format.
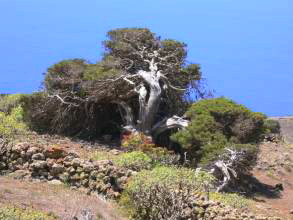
[27, 28, 209, 140]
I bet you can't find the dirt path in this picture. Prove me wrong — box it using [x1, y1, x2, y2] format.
[252, 141, 293, 220]
[253, 171, 293, 220]
[0, 176, 125, 220]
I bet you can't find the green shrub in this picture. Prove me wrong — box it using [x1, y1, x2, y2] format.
[21, 92, 53, 132]
[114, 151, 152, 171]
[0, 205, 57, 220]
[0, 106, 27, 139]
[121, 132, 155, 151]
[92, 148, 180, 169]
[121, 180, 196, 219]
[200, 144, 258, 172]
[231, 144, 258, 170]
[44, 59, 87, 92]
[121, 166, 214, 219]
[44, 59, 120, 93]
[0, 94, 24, 114]
[122, 132, 181, 166]
[263, 119, 280, 134]
[125, 166, 214, 195]
[171, 97, 266, 165]
[143, 147, 181, 166]
[210, 192, 251, 209]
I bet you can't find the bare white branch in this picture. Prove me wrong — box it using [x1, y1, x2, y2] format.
[112, 101, 135, 129]
[123, 77, 135, 85]
[209, 148, 245, 192]
[152, 115, 189, 137]
[49, 94, 80, 107]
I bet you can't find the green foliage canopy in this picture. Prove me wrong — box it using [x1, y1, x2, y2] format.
[263, 119, 280, 134]
[44, 59, 87, 93]
[0, 94, 25, 114]
[0, 106, 27, 139]
[23, 28, 208, 139]
[172, 97, 266, 165]
[125, 166, 214, 193]
[0, 94, 27, 139]
[114, 151, 152, 171]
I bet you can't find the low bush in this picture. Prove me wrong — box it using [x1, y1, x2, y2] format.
[144, 147, 181, 166]
[121, 180, 196, 220]
[263, 119, 280, 134]
[114, 151, 152, 171]
[0, 205, 57, 220]
[0, 94, 24, 114]
[172, 97, 266, 165]
[0, 106, 27, 139]
[21, 92, 52, 132]
[92, 148, 180, 170]
[145, 166, 192, 184]
[121, 166, 214, 219]
[224, 144, 258, 173]
[125, 166, 214, 197]
[121, 132, 155, 151]
[210, 192, 251, 209]
[122, 132, 181, 166]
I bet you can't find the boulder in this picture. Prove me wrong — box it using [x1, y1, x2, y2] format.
[30, 160, 47, 170]
[32, 153, 45, 160]
[71, 158, 82, 167]
[11, 144, 24, 153]
[82, 163, 94, 173]
[0, 161, 7, 170]
[26, 147, 40, 157]
[50, 163, 65, 176]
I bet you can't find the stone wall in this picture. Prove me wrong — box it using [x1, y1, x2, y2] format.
[0, 139, 133, 198]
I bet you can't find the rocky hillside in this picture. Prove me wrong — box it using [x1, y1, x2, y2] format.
[0, 135, 284, 220]
[270, 117, 293, 144]
[252, 117, 293, 219]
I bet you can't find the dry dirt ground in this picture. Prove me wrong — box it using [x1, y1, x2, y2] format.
[249, 117, 293, 219]
[0, 135, 126, 219]
[0, 176, 125, 220]
[252, 141, 293, 220]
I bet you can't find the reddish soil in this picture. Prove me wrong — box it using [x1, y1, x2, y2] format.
[252, 141, 293, 220]
[0, 176, 125, 220]
[253, 170, 293, 220]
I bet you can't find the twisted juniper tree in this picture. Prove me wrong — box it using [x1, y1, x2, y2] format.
[24, 28, 261, 191]
[101, 28, 203, 136]
[36, 28, 209, 140]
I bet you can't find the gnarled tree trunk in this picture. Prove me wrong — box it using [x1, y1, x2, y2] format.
[117, 57, 189, 140]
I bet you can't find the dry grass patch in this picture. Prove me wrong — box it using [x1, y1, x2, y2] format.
[0, 176, 125, 220]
